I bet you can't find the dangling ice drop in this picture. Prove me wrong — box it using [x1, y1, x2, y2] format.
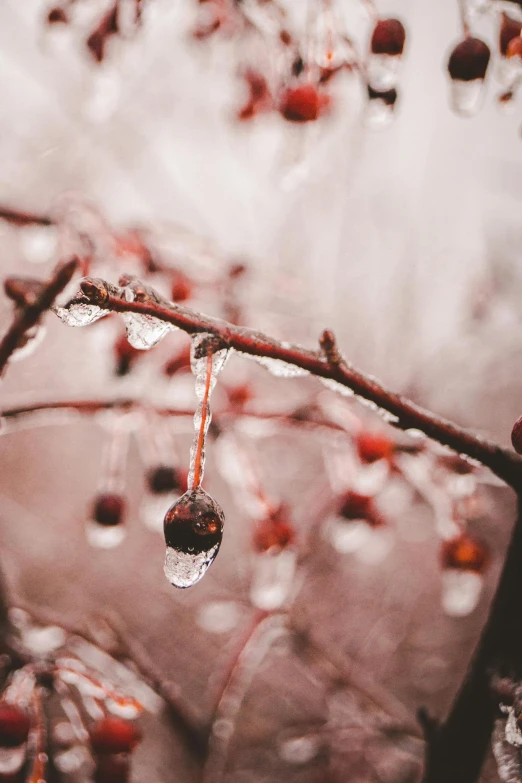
[163, 487, 224, 588]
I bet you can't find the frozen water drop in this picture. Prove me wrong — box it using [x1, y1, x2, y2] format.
[10, 325, 46, 363]
[105, 697, 141, 720]
[122, 312, 172, 350]
[351, 459, 390, 496]
[250, 549, 296, 611]
[0, 746, 26, 774]
[54, 746, 92, 775]
[54, 300, 108, 327]
[365, 86, 397, 129]
[368, 54, 401, 91]
[449, 78, 485, 117]
[441, 569, 483, 617]
[505, 707, 522, 747]
[245, 354, 309, 378]
[21, 625, 66, 656]
[328, 516, 373, 554]
[197, 601, 241, 634]
[163, 488, 224, 588]
[85, 521, 126, 549]
[278, 733, 322, 765]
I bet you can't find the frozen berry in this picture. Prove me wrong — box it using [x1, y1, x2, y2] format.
[507, 36, 522, 58]
[441, 533, 488, 572]
[280, 84, 326, 122]
[89, 716, 142, 755]
[448, 38, 491, 81]
[356, 432, 395, 463]
[500, 13, 522, 56]
[147, 465, 183, 495]
[370, 19, 406, 56]
[164, 488, 224, 556]
[512, 415, 522, 453]
[93, 494, 125, 527]
[0, 703, 30, 747]
[253, 506, 295, 553]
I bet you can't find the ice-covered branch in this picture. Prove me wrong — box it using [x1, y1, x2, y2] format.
[60, 275, 522, 488]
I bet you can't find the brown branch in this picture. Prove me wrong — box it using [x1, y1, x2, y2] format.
[66, 276, 522, 488]
[0, 205, 54, 227]
[0, 259, 78, 375]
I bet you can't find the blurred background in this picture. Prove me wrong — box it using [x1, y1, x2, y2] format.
[0, 0, 520, 780]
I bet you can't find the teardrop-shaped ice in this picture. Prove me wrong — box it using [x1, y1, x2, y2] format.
[449, 78, 485, 117]
[441, 569, 483, 617]
[120, 278, 175, 350]
[163, 487, 224, 588]
[54, 299, 108, 327]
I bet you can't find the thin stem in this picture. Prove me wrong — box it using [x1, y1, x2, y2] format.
[0, 205, 54, 227]
[0, 259, 78, 375]
[72, 277, 522, 488]
[458, 0, 471, 38]
[192, 349, 213, 489]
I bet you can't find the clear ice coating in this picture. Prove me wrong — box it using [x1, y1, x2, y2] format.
[120, 278, 175, 350]
[54, 299, 109, 327]
[367, 54, 401, 91]
[449, 78, 485, 117]
[187, 333, 229, 489]
[250, 548, 297, 611]
[0, 746, 26, 774]
[85, 519, 127, 549]
[163, 487, 225, 588]
[365, 93, 397, 130]
[493, 716, 522, 782]
[241, 347, 309, 378]
[441, 569, 484, 617]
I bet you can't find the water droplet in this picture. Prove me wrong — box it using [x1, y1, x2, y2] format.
[21, 625, 66, 656]
[328, 516, 373, 554]
[163, 488, 224, 588]
[54, 746, 92, 775]
[105, 697, 141, 720]
[85, 521, 126, 549]
[448, 78, 485, 117]
[0, 745, 26, 774]
[10, 325, 46, 363]
[120, 280, 175, 350]
[250, 549, 297, 611]
[197, 601, 241, 634]
[368, 54, 401, 91]
[54, 300, 108, 327]
[441, 569, 483, 617]
[278, 733, 322, 765]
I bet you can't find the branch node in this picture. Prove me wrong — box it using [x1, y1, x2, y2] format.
[319, 328, 342, 366]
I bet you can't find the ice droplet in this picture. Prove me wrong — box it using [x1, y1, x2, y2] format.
[367, 54, 401, 91]
[449, 78, 485, 117]
[85, 521, 126, 549]
[163, 487, 224, 588]
[365, 88, 397, 129]
[250, 548, 297, 611]
[21, 625, 66, 656]
[278, 733, 322, 765]
[441, 569, 483, 617]
[0, 746, 26, 774]
[120, 280, 175, 350]
[493, 716, 522, 782]
[351, 459, 390, 496]
[197, 601, 241, 634]
[246, 355, 309, 378]
[328, 516, 373, 554]
[319, 377, 354, 397]
[10, 325, 46, 362]
[188, 333, 229, 489]
[54, 746, 92, 775]
[54, 300, 108, 327]
[505, 707, 522, 747]
[105, 697, 141, 719]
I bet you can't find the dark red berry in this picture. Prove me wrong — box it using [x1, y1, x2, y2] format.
[114, 333, 140, 377]
[171, 274, 192, 303]
[367, 85, 398, 106]
[47, 7, 68, 24]
[507, 36, 522, 58]
[512, 415, 522, 454]
[441, 533, 488, 573]
[280, 84, 326, 122]
[253, 506, 295, 553]
[356, 432, 395, 463]
[147, 465, 182, 495]
[89, 717, 142, 755]
[93, 494, 125, 527]
[164, 488, 224, 556]
[0, 703, 30, 747]
[94, 754, 130, 783]
[500, 13, 522, 56]
[370, 19, 406, 56]
[279, 29, 292, 46]
[227, 383, 252, 408]
[448, 38, 491, 81]
[339, 491, 374, 521]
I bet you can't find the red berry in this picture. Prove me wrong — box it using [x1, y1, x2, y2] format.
[227, 383, 252, 408]
[171, 274, 192, 303]
[448, 37, 491, 81]
[280, 84, 325, 123]
[147, 465, 182, 495]
[500, 13, 522, 56]
[507, 36, 522, 58]
[47, 7, 68, 24]
[114, 333, 140, 377]
[253, 506, 295, 553]
[441, 534, 488, 573]
[89, 717, 142, 755]
[93, 494, 125, 527]
[0, 703, 30, 747]
[370, 19, 406, 56]
[94, 754, 130, 783]
[164, 488, 224, 557]
[356, 432, 394, 464]
[512, 415, 522, 454]
[338, 491, 373, 520]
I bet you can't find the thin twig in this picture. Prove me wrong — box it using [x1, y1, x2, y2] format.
[67, 277, 522, 488]
[0, 205, 54, 227]
[0, 259, 78, 375]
